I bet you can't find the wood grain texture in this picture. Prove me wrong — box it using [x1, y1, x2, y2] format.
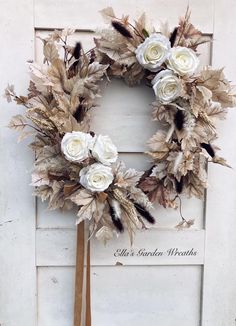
[3, 1, 231, 325]
[34, 0, 214, 33]
[37, 265, 202, 326]
[202, 1, 236, 325]
[36, 229, 205, 266]
[0, 1, 36, 325]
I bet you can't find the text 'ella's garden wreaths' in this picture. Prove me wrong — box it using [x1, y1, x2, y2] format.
[5, 7, 236, 243]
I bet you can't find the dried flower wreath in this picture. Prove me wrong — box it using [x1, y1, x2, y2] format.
[5, 7, 236, 242]
[95, 7, 236, 211]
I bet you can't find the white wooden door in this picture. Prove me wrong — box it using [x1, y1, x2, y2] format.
[1, 1, 236, 325]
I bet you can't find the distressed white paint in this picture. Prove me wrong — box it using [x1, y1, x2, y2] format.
[37, 266, 202, 326]
[0, 1, 36, 326]
[90, 265, 202, 326]
[202, 1, 236, 325]
[36, 229, 205, 266]
[38, 267, 75, 326]
[34, 0, 214, 33]
[2, 0, 236, 325]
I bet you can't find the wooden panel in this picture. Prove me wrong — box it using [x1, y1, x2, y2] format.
[91, 78, 157, 152]
[36, 229, 205, 266]
[35, 0, 214, 33]
[202, 1, 236, 325]
[91, 265, 202, 326]
[38, 265, 202, 326]
[0, 1, 37, 326]
[38, 267, 75, 326]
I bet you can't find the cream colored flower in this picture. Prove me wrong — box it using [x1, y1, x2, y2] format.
[92, 135, 118, 165]
[135, 33, 171, 72]
[79, 163, 114, 192]
[152, 70, 181, 103]
[61, 131, 93, 162]
[167, 46, 199, 76]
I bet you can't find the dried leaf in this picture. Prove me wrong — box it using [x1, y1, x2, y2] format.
[199, 67, 236, 108]
[76, 200, 96, 223]
[63, 182, 80, 197]
[115, 168, 143, 188]
[4, 84, 15, 102]
[205, 102, 227, 120]
[28, 80, 41, 99]
[196, 85, 212, 102]
[176, 7, 207, 50]
[95, 226, 114, 243]
[147, 131, 171, 160]
[44, 42, 59, 63]
[100, 7, 116, 23]
[175, 218, 195, 229]
[70, 189, 94, 206]
[212, 156, 231, 168]
[34, 185, 53, 201]
[139, 176, 175, 208]
[17, 130, 35, 142]
[8, 115, 28, 131]
[31, 171, 50, 187]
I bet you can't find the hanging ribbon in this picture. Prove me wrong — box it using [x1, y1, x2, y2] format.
[86, 240, 91, 325]
[74, 221, 91, 326]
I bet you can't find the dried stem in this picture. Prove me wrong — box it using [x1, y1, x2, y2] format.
[176, 195, 187, 222]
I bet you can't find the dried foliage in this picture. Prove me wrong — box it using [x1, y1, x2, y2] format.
[94, 7, 235, 207]
[6, 28, 155, 243]
[6, 8, 236, 241]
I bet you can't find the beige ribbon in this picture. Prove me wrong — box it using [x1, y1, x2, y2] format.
[74, 222, 91, 326]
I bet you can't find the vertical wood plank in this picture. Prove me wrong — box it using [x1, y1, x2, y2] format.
[0, 1, 36, 325]
[202, 1, 236, 325]
[34, 0, 214, 33]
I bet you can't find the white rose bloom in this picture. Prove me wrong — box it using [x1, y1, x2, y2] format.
[61, 131, 93, 162]
[135, 33, 171, 72]
[79, 163, 114, 192]
[92, 135, 118, 166]
[167, 46, 199, 76]
[152, 70, 181, 103]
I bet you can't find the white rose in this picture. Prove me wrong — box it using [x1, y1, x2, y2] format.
[152, 70, 181, 103]
[135, 33, 171, 72]
[92, 135, 118, 166]
[61, 131, 93, 162]
[79, 163, 114, 192]
[167, 46, 199, 76]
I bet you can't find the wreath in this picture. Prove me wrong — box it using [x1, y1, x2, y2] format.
[5, 7, 236, 243]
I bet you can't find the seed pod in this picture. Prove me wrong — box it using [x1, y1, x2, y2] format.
[111, 21, 133, 38]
